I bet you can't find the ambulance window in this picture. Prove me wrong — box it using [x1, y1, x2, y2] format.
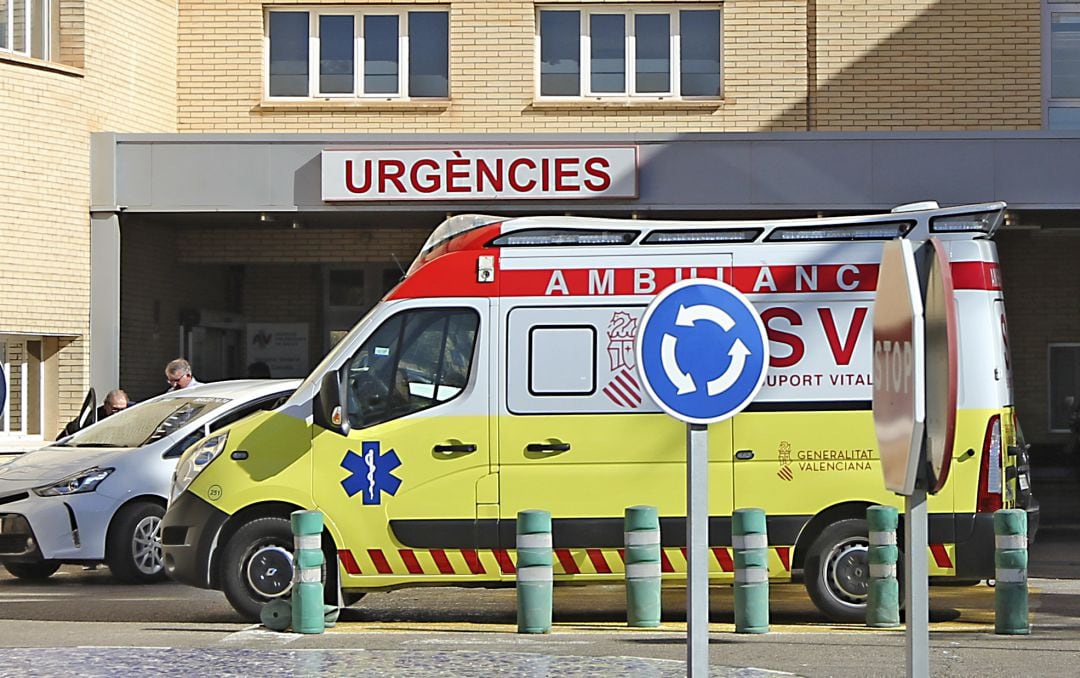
[529, 326, 596, 395]
[345, 308, 479, 429]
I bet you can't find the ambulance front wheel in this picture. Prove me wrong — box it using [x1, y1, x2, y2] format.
[221, 516, 296, 622]
[804, 518, 875, 623]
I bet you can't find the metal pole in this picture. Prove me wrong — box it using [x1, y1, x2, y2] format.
[904, 488, 929, 678]
[687, 423, 709, 677]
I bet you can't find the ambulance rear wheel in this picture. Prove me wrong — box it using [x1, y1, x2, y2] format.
[221, 516, 295, 623]
[804, 518, 873, 623]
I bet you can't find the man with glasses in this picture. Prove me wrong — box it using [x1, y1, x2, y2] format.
[165, 358, 202, 391]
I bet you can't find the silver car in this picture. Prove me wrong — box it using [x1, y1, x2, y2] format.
[0, 379, 298, 583]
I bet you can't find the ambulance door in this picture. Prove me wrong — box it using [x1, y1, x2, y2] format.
[498, 303, 734, 567]
[311, 299, 492, 578]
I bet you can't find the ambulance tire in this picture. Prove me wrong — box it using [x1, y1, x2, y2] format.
[805, 518, 881, 623]
[221, 516, 296, 623]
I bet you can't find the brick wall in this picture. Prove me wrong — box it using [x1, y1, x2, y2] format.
[811, 1, 1041, 130]
[176, 0, 1040, 133]
[0, 0, 178, 432]
[997, 229, 1080, 447]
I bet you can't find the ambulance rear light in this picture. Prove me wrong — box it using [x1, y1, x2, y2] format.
[641, 228, 762, 244]
[977, 415, 1004, 513]
[489, 228, 638, 247]
[930, 210, 1003, 235]
[765, 221, 913, 242]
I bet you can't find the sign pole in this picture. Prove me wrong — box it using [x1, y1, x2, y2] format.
[686, 423, 709, 677]
[635, 279, 770, 678]
[905, 487, 930, 678]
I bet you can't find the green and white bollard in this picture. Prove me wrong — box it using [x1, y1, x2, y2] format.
[516, 509, 553, 634]
[733, 508, 769, 634]
[866, 505, 900, 628]
[624, 505, 661, 627]
[994, 509, 1029, 635]
[290, 510, 325, 635]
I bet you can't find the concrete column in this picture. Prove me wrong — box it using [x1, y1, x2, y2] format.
[90, 212, 121, 397]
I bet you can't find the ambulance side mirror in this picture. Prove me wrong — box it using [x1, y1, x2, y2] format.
[314, 371, 350, 436]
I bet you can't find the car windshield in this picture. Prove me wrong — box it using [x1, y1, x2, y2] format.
[54, 397, 230, 448]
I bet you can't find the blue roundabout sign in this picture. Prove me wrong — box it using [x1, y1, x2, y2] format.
[636, 279, 770, 425]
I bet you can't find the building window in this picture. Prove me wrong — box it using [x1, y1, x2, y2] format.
[0, 0, 56, 60]
[537, 5, 722, 99]
[266, 6, 449, 100]
[1, 337, 46, 439]
[1045, 2, 1080, 128]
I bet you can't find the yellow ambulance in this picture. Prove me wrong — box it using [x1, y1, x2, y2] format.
[162, 201, 1038, 622]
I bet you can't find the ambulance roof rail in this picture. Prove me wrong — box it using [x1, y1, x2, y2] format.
[418, 202, 1007, 257]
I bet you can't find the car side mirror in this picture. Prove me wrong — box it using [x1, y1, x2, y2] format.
[314, 371, 350, 436]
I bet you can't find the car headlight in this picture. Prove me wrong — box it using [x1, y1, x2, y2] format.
[33, 467, 114, 497]
[171, 432, 229, 503]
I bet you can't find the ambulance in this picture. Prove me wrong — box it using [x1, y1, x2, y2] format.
[161, 200, 1038, 623]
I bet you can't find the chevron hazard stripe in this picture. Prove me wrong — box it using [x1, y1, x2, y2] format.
[338, 546, 797, 576]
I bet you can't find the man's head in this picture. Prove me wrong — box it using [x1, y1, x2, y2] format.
[166, 358, 195, 390]
[103, 389, 129, 416]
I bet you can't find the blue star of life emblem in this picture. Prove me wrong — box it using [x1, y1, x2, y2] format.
[341, 441, 402, 505]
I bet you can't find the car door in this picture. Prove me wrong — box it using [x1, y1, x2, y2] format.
[311, 300, 494, 583]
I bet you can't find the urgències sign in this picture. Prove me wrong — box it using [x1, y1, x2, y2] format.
[321, 146, 638, 201]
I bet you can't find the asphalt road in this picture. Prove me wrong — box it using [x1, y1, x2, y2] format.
[0, 526, 1077, 677]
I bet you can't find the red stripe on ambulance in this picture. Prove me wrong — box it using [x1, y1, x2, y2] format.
[494, 548, 516, 574]
[713, 548, 734, 572]
[587, 548, 612, 574]
[462, 549, 486, 575]
[950, 261, 1001, 291]
[556, 549, 581, 575]
[929, 543, 953, 569]
[338, 549, 362, 575]
[399, 549, 423, 574]
[431, 549, 455, 575]
[776, 546, 791, 572]
[369, 549, 393, 575]
[394, 254, 1003, 300]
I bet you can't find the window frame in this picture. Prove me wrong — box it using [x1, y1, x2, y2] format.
[0, 0, 54, 61]
[535, 3, 722, 101]
[527, 325, 597, 396]
[1043, 1, 1080, 128]
[344, 307, 480, 430]
[263, 5, 450, 101]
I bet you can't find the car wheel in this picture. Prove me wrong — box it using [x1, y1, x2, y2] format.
[106, 501, 167, 584]
[804, 518, 874, 623]
[3, 560, 61, 580]
[221, 516, 296, 623]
